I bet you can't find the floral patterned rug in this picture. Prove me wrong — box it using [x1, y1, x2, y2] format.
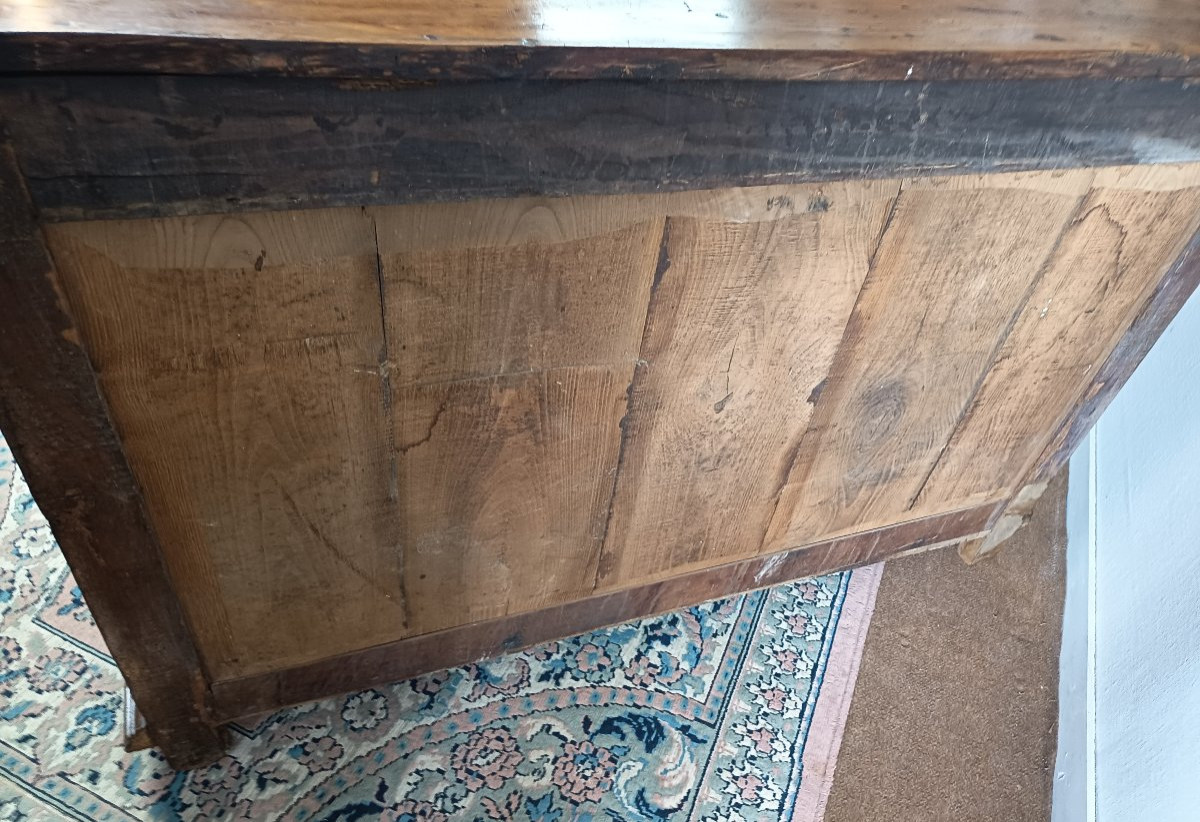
[0, 431, 881, 822]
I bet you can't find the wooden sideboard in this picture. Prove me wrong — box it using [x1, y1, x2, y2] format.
[2, 0, 1199, 768]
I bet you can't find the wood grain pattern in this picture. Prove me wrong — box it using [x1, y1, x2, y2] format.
[395, 369, 629, 633]
[763, 171, 1096, 551]
[2, 0, 1197, 71]
[6, 75, 1200, 222]
[383, 223, 661, 387]
[209, 501, 997, 723]
[8, 0, 1200, 761]
[35, 165, 1200, 725]
[598, 181, 898, 587]
[1031, 217, 1200, 486]
[912, 165, 1200, 514]
[3, 36, 1197, 82]
[379, 212, 664, 633]
[0, 146, 225, 768]
[46, 210, 408, 680]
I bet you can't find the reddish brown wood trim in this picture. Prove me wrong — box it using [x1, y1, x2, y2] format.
[1030, 223, 1200, 484]
[0, 145, 224, 769]
[0, 36, 1197, 82]
[209, 501, 995, 723]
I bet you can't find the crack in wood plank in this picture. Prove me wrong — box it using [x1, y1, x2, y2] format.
[593, 216, 671, 592]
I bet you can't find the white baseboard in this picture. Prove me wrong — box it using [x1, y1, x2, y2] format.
[1052, 428, 1097, 822]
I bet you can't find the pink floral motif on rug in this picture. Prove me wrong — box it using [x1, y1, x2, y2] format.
[0, 433, 881, 821]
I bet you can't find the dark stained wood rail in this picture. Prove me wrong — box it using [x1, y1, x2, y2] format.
[4, 75, 1200, 221]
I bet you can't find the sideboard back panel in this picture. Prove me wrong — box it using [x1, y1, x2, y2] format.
[43, 165, 1200, 681]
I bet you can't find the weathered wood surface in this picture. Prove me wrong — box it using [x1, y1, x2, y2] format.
[764, 172, 1092, 551]
[208, 502, 996, 723]
[45, 210, 409, 680]
[913, 166, 1200, 515]
[383, 212, 664, 637]
[43, 165, 1200, 685]
[4, 38, 1198, 82]
[5, 1, 1200, 769]
[4, 75, 1200, 221]
[1029, 202, 1200, 485]
[598, 181, 897, 585]
[0, 147, 225, 768]
[1, 0, 1198, 80]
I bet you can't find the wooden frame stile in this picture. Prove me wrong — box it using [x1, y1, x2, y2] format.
[0, 145, 226, 767]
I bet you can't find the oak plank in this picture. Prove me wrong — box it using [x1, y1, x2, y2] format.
[395, 368, 630, 633]
[377, 206, 664, 631]
[912, 167, 1200, 513]
[764, 170, 1095, 551]
[45, 210, 407, 680]
[381, 221, 663, 387]
[597, 180, 899, 588]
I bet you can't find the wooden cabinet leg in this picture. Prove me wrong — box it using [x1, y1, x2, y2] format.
[959, 481, 1050, 564]
[0, 147, 226, 771]
[145, 719, 229, 771]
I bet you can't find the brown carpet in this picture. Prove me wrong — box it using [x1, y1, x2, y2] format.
[824, 472, 1067, 822]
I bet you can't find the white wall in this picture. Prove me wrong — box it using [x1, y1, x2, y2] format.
[1053, 435, 1093, 822]
[1056, 283, 1200, 822]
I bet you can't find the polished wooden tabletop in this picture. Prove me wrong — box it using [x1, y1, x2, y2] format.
[2, 0, 1197, 54]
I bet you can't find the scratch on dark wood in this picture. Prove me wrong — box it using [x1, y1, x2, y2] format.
[7, 76, 1200, 221]
[2, 36, 1199, 83]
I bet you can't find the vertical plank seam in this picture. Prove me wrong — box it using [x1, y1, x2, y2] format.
[904, 188, 1097, 512]
[367, 208, 409, 629]
[591, 216, 671, 593]
[755, 180, 905, 555]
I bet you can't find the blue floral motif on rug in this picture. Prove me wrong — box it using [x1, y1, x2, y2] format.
[0, 432, 865, 822]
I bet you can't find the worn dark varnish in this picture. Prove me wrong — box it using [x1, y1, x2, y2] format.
[0, 146, 226, 769]
[4, 75, 1200, 220]
[208, 501, 995, 722]
[2, 35, 1198, 82]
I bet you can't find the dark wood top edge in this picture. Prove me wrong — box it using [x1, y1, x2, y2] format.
[9, 74, 1200, 223]
[208, 501, 995, 723]
[1, 34, 1198, 82]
